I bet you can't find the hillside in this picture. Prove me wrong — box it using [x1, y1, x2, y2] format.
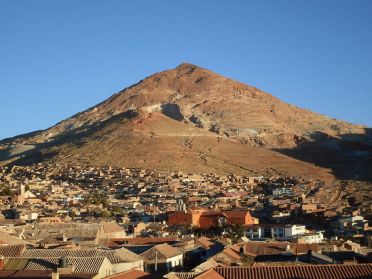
[1, 63, 371, 182]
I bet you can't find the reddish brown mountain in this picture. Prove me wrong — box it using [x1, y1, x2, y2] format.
[1, 63, 371, 181]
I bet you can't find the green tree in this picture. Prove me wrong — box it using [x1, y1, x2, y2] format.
[101, 209, 111, 218]
[0, 186, 11, 196]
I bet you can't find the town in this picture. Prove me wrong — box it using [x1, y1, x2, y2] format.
[0, 163, 370, 278]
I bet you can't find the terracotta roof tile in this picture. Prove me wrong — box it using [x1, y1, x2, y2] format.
[4, 257, 105, 274]
[221, 248, 241, 260]
[196, 237, 214, 248]
[192, 259, 219, 272]
[214, 264, 372, 279]
[0, 270, 52, 278]
[0, 232, 29, 246]
[140, 243, 183, 261]
[23, 257, 105, 274]
[104, 269, 157, 279]
[108, 237, 178, 246]
[22, 247, 142, 263]
[194, 269, 225, 279]
[102, 222, 124, 234]
[0, 244, 26, 257]
[245, 242, 319, 256]
[222, 210, 249, 219]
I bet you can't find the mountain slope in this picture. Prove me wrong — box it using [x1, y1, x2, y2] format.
[1, 63, 370, 181]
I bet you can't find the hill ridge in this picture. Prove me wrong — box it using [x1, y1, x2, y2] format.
[0, 64, 370, 182]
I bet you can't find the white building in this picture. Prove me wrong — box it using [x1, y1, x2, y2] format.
[297, 231, 324, 244]
[245, 225, 264, 239]
[271, 224, 306, 239]
[20, 211, 38, 222]
[272, 188, 294, 197]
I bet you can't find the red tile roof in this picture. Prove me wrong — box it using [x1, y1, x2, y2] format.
[0, 271, 96, 278]
[104, 269, 157, 279]
[220, 247, 241, 261]
[196, 237, 214, 248]
[140, 243, 183, 261]
[245, 242, 319, 256]
[101, 222, 125, 233]
[108, 237, 178, 246]
[0, 244, 26, 257]
[222, 210, 249, 219]
[0, 271, 51, 278]
[214, 264, 372, 279]
[194, 269, 225, 279]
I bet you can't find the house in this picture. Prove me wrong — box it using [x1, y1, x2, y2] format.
[99, 222, 127, 239]
[272, 188, 294, 197]
[270, 224, 306, 239]
[182, 237, 224, 269]
[296, 231, 324, 244]
[302, 203, 318, 214]
[3, 256, 113, 278]
[332, 215, 368, 235]
[19, 211, 38, 222]
[195, 237, 223, 260]
[212, 245, 243, 266]
[244, 225, 264, 239]
[222, 210, 256, 226]
[244, 224, 306, 240]
[140, 243, 184, 273]
[20, 247, 144, 273]
[167, 209, 256, 229]
[191, 259, 219, 273]
[244, 242, 320, 262]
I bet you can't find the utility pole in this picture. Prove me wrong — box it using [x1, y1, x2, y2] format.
[154, 250, 158, 272]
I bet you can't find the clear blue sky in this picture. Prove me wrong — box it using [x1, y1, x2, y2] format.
[0, 0, 371, 140]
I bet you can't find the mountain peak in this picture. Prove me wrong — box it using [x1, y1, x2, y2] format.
[1, 64, 369, 182]
[174, 63, 204, 74]
[176, 62, 200, 69]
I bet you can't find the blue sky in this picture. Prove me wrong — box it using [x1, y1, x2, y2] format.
[0, 0, 371, 140]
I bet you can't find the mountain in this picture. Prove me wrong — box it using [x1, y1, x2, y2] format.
[1, 63, 371, 182]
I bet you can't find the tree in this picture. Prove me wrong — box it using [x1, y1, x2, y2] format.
[0, 186, 11, 196]
[101, 209, 111, 218]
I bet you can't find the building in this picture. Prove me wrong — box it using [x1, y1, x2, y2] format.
[140, 243, 183, 273]
[244, 225, 264, 239]
[270, 224, 306, 239]
[244, 224, 306, 240]
[20, 248, 144, 274]
[167, 209, 256, 229]
[296, 231, 324, 244]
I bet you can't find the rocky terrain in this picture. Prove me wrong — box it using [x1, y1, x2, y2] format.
[1, 63, 371, 182]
